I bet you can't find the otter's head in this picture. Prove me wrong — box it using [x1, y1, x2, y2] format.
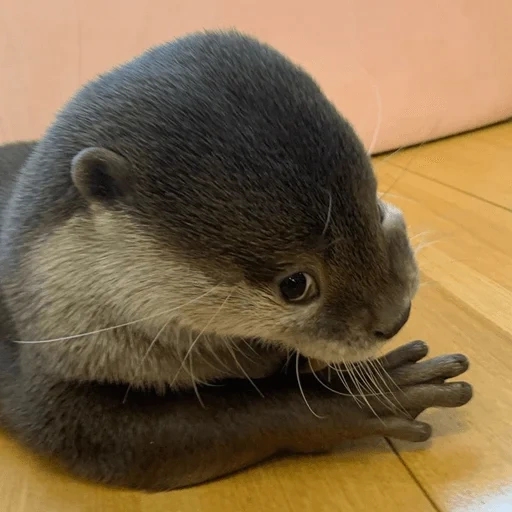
[31, 31, 419, 365]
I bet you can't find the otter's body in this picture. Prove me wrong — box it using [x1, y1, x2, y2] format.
[0, 31, 471, 491]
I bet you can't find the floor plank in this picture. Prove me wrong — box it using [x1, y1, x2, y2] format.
[384, 122, 512, 210]
[374, 130, 512, 511]
[0, 435, 436, 512]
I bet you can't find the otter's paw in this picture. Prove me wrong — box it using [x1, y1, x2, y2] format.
[356, 379, 472, 443]
[344, 342, 473, 441]
[370, 340, 470, 388]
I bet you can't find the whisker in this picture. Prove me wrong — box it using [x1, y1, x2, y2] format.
[178, 334, 221, 388]
[350, 361, 374, 395]
[410, 230, 434, 243]
[372, 357, 399, 392]
[296, 353, 324, 419]
[352, 361, 394, 414]
[188, 351, 206, 408]
[367, 359, 410, 417]
[378, 166, 409, 202]
[170, 291, 232, 387]
[326, 365, 332, 383]
[325, 363, 400, 400]
[324, 234, 345, 251]
[75, 0, 82, 87]
[377, 120, 441, 201]
[321, 190, 333, 237]
[346, 361, 383, 422]
[200, 334, 237, 375]
[14, 285, 219, 344]
[377, 192, 421, 204]
[373, 358, 411, 418]
[414, 239, 442, 256]
[240, 338, 264, 359]
[230, 338, 260, 365]
[347, 52, 382, 157]
[282, 349, 295, 374]
[122, 317, 172, 403]
[309, 360, 360, 398]
[189, 343, 228, 379]
[223, 338, 265, 398]
[331, 363, 363, 407]
[374, 144, 408, 165]
[367, 81, 383, 156]
[358, 360, 398, 414]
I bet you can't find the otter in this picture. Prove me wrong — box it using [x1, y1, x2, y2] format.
[0, 31, 472, 491]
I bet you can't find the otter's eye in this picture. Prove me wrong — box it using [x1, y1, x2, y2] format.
[279, 272, 316, 303]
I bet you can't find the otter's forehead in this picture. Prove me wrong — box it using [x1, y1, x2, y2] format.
[48, 32, 378, 277]
[63, 31, 368, 178]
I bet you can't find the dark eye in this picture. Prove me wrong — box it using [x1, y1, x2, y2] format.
[279, 272, 316, 303]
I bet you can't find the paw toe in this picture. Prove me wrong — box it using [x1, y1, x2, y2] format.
[452, 382, 473, 406]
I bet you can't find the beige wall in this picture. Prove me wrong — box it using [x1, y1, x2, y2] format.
[1, 0, 511, 153]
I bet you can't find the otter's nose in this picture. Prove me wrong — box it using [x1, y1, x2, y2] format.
[374, 303, 411, 341]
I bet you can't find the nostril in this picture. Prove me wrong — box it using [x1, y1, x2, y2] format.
[374, 330, 388, 341]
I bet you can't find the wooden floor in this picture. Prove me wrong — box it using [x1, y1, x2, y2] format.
[0, 122, 509, 511]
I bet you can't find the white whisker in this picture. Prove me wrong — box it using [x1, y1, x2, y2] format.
[122, 316, 173, 403]
[189, 351, 206, 408]
[363, 360, 406, 415]
[331, 363, 363, 407]
[223, 338, 265, 398]
[410, 230, 434, 243]
[240, 338, 263, 359]
[170, 291, 232, 387]
[309, 360, 358, 398]
[204, 339, 236, 374]
[371, 358, 411, 418]
[322, 190, 333, 237]
[283, 349, 294, 374]
[296, 353, 324, 419]
[347, 361, 383, 423]
[414, 239, 442, 256]
[374, 144, 407, 166]
[367, 82, 382, 156]
[14, 285, 219, 344]
[230, 338, 260, 365]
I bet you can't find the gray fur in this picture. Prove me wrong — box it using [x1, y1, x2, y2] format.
[0, 31, 472, 491]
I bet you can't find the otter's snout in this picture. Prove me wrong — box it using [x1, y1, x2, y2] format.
[373, 303, 411, 341]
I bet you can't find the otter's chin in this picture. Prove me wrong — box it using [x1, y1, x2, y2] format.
[294, 341, 383, 374]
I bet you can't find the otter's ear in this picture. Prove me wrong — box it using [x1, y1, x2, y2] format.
[71, 147, 133, 204]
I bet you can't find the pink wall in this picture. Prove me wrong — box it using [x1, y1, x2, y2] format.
[1, 0, 511, 153]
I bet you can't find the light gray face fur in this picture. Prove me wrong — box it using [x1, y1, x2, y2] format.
[1, 31, 419, 390]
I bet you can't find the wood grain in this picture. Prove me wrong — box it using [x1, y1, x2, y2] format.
[384, 124, 512, 210]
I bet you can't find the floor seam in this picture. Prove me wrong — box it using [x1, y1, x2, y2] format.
[385, 439, 442, 512]
[384, 161, 512, 214]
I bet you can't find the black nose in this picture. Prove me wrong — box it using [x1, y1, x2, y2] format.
[374, 304, 411, 341]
